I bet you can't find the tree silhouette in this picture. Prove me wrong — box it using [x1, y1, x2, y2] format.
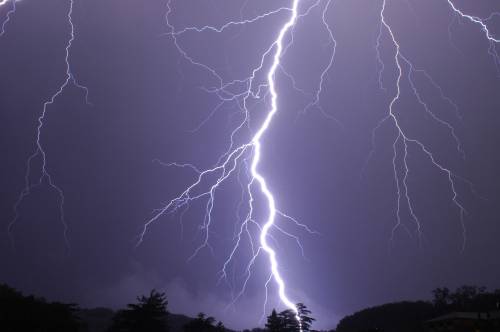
[266, 309, 285, 332]
[431, 285, 500, 313]
[276, 303, 315, 332]
[279, 309, 299, 332]
[432, 287, 450, 313]
[296, 303, 315, 332]
[108, 289, 169, 332]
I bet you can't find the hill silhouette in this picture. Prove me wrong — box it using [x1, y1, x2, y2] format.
[334, 301, 435, 332]
[334, 286, 500, 332]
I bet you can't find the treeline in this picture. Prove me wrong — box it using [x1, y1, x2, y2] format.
[334, 285, 500, 332]
[2, 283, 499, 332]
[432, 285, 500, 314]
[0, 284, 81, 332]
[264, 304, 315, 332]
[0, 284, 316, 332]
[106, 290, 316, 332]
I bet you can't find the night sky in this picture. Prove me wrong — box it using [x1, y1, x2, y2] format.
[1, 0, 500, 330]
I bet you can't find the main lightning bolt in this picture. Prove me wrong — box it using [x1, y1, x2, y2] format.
[8, 0, 89, 251]
[139, 0, 309, 327]
[251, 0, 302, 325]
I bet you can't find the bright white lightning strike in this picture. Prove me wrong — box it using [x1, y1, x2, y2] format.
[139, 0, 306, 326]
[251, 0, 302, 324]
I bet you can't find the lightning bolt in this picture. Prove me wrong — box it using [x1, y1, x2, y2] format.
[8, 0, 90, 251]
[250, 0, 302, 325]
[138, 0, 316, 327]
[0, 0, 17, 37]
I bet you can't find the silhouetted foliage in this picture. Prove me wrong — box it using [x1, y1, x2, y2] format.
[179, 313, 232, 332]
[280, 309, 300, 332]
[431, 285, 500, 313]
[108, 289, 169, 332]
[296, 303, 315, 331]
[266, 303, 315, 332]
[266, 309, 285, 332]
[183, 312, 217, 332]
[432, 287, 451, 313]
[4, 282, 500, 332]
[0, 284, 82, 332]
[215, 321, 226, 332]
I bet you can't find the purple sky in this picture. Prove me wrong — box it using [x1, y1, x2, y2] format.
[1, 0, 500, 330]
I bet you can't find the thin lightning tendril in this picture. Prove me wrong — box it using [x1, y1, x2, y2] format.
[374, 0, 474, 250]
[8, 0, 90, 251]
[0, 0, 16, 37]
[302, 0, 338, 123]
